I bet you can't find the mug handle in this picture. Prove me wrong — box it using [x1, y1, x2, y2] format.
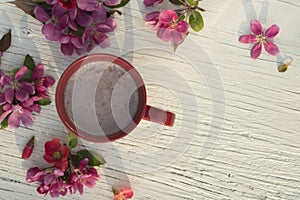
[143, 105, 175, 126]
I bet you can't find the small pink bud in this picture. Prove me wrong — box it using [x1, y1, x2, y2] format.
[22, 136, 35, 159]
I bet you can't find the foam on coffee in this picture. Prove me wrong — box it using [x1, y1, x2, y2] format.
[64, 61, 140, 137]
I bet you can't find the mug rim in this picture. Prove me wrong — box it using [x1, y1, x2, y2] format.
[55, 53, 147, 142]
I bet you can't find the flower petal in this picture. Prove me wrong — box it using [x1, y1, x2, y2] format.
[157, 28, 172, 42]
[104, 0, 121, 6]
[33, 64, 44, 81]
[250, 20, 263, 35]
[0, 75, 12, 86]
[145, 11, 160, 22]
[8, 111, 21, 129]
[77, 0, 97, 11]
[92, 6, 106, 24]
[34, 6, 50, 23]
[55, 14, 68, 31]
[76, 11, 93, 27]
[176, 20, 189, 33]
[0, 93, 5, 105]
[20, 111, 33, 127]
[171, 30, 184, 44]
[239, 34, 257, 44]
[16, 89, 29, 102]
[264, 41, 280, 56]
[42, 24, 59, 41]
[61, 43, 74, 56]
[71, 36, 83, 49]
[265, 24, 280, 38]
[44, 77, 55, 87]
[5, 87, 14, 104]
[0, 110, 12, 124]
[159, 10, 178, 25]
[14, 66, 27, 81]
[52, 4, 66, 17]
[78, 158, 89, 170]
[251, 42, 262, 59]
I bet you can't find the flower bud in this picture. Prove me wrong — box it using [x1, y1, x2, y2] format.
[22, 136, 35, 159]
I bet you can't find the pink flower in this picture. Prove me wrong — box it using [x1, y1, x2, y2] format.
[144, 0, 163, 7]
[43, 138, 69, 171]
[69, 158, 99, 195]
[14, 66, 35, 102]
[83, 7, 116, 51]
[33, 63, 55, 97]
[0, 104, 34, 128]
[21, 96, 42, 113]
[156, 10, 189, 44]
[114, 188, 134, 200]
[26, 167, 47, 183]
[59, 35, 84, 56]
[49, 179, 68, 197]
[239, 20, 280, 59]
[37, 168, 66, 197]
[34, 5, 68, 41]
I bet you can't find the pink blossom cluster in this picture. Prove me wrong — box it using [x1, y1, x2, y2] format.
[144, 0, 190, 45]
[34, 0, 120, 55]
[0, 64, 54, 129]
[26, 138, 100, 197]
[145, 10, 189, 45]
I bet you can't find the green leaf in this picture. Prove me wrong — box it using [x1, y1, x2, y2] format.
[189, 10, 204, 32]
[105, 0, 130, 8]
[77, 150, 106, 166]
[169, 0, 182, 5]
[187, 0, 198, 6]
[36, 98, 52, 106]
[23, 54, 36, 70]
[1, 117, 8, 129]
[0, 29, 12, 52]
[9, 0, 37, 17]
[67, 132, 78, 149]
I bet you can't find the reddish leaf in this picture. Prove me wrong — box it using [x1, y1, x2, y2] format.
[9, 0, 37, 17]
[0, 29, 11, 52]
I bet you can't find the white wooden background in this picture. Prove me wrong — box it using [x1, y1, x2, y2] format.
[0, 0, 300, 199]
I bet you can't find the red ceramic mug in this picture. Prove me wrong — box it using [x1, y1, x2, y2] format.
[56, 53, 175, 142]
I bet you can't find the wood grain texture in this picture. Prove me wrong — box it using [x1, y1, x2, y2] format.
[0, 0, 300, 199]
